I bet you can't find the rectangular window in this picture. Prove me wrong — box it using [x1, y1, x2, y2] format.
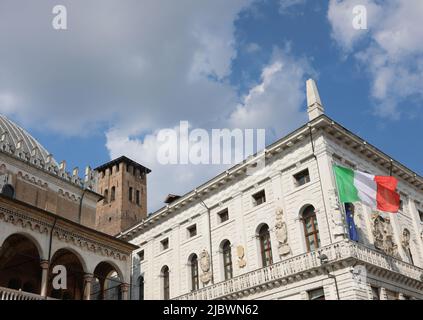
[252, 190, 266, 207]
[136, 190, 140, 205]
[294, 169, 310, 187]
[218, 209, 229, 223]
[187, 224, 197, 238]
[129, 187, 133, 202]
[160, 238, 169, 251]
[371, 286, 380, 300]
[308, 287, 325, 300]
[137, 250, 145, 261]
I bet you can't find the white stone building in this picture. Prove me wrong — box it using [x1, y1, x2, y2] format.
[120, 80, 423, 300]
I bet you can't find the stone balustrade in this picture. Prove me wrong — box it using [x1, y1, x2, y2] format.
[173, 240, 423, 300]
[0, 287, 55, 300]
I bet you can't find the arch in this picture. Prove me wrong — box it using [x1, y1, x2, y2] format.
[0, 233, 42, 294]
[92, 261, 124, 300]
[1, 231, 45, 260]
[188, 253, 199, 291]
[161, 265, 170, 300]
[257, 224, 273, 267]
[48, 248, 86, 300]
[301, 205, 320, 252]
[1, 183, 15, 198]
[220, 240, 233, 280]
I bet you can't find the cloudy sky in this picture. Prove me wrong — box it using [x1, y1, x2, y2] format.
[0, 0, 422, 212]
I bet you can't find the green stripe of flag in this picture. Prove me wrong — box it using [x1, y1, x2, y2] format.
[333, 165, 359, 203]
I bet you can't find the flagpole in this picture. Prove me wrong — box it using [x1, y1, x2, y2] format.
[331, 163, 348, 240]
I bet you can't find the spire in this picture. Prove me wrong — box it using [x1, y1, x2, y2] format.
[306, 79, 324, 121]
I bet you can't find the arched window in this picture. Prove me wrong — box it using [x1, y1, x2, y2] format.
[1, 184, 15, 198]
[129, 187, 133, 202]
[190, 254, 199, 291]
[104, 189, 108, 203]
[110, 186, 116, 202]
[138, 276, 144, 300]
[302, 205, 320, 252]
[161, 266, 170, 300]
[258, 224, 273, 267]
[221, 240, 233, 280]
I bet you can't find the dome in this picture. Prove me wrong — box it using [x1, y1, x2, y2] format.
[0, 114, 58, 166]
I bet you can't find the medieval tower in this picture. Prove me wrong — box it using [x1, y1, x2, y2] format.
[95, 156, 150, 236]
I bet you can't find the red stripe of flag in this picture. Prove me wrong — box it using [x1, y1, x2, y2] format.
[374, 176, 400, 213]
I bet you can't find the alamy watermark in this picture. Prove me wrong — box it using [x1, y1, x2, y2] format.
[156, 121, 266, 175]
[352, 5, 367, 30]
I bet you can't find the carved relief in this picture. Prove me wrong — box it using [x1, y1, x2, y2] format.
[236, 245, 246, 268]
[199, 249, 212, 284]
[401, 228, 411, 249]
[275, 208, 290, 256]
[371, 213, 400, 258]
[328, 189, 346, 238]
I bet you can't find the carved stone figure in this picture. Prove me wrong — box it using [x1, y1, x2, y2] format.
[236, 245, 246, 268]
[328, 189, 346, 238]
[199, 249, 212, 284]
[371, 213, 399, 258]
[401, 229, 411, 249]
[275, 208, 290, 256]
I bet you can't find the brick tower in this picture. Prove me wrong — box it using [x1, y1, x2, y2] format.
[94, 156, 151, 236]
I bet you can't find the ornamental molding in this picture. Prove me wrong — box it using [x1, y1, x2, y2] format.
[0, 204, 129, 262]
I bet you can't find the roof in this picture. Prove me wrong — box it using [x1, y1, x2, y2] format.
[118, 114, 423, 240]
[94, 155, 151, 174]
[0, 115, 58, 166]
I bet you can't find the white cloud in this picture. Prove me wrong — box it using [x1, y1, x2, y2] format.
[327, 0, 423, 118]
[106, 47, 311, 211]
[0, 0, 251, 135]
[279, 0, 306, 15]
[0, 1, 312, 211]
[229, 48, 310, 139]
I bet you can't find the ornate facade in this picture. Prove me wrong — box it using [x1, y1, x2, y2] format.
[120, 80, 423, 300]
[0, 116, 139, 300]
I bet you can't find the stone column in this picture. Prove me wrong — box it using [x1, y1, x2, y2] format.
[120, 283, 130, 300]
[83, 273, 93, 300]
[40, 260, 49, 297]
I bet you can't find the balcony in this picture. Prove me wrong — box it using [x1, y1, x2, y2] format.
[0, 287, 56, 300]
[173, 240, 423, 300]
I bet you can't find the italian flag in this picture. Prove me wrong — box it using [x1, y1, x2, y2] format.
[333, 165, 400, 213]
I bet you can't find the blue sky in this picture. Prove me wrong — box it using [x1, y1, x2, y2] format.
[1, 0, 422, 211]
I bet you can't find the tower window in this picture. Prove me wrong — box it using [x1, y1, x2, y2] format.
[302, 205, 320, 252]
[136, 190, 140, 206]
[110, 186, 116, 202]
[294, 169, 310, 187]
[190, 255, 199, 291]
[218, 209, 229, 223]
[161, 266, 170, 300]
[252, 190, 266, 207]
[308, 287, 325, 300]
[161, 238, 169, 251]
[258, 224, 273, 267]
[187, 225, 197, 238]
[221, 240, 233, 280]
[129, 187, 133, 202]
[103, 189, 108, 204]
[137, 250, 145, 261]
